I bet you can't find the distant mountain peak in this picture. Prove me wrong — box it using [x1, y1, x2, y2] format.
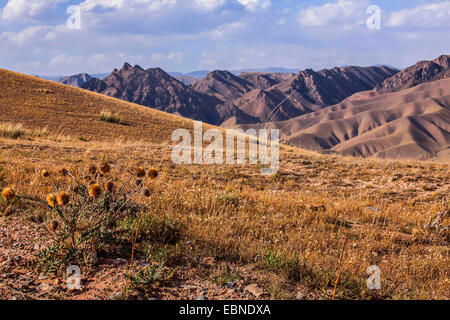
[376, 54, 450, 93]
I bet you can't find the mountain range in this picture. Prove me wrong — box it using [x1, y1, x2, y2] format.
[51, 55, 450, 159]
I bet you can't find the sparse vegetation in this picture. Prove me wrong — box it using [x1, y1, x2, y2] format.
[9, 164, 155, 274]
[0, 122, 48, 139]
[0, 68, 448, 300]
[99, 110, 123, 124]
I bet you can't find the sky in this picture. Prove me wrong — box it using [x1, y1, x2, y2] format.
[0, 0, 449, 76]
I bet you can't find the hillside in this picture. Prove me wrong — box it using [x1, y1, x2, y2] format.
[236, 78, 450, 160]
[376, 54, 450, 93]
[0, 68, 448, 301]
[0, 68, 199, 142]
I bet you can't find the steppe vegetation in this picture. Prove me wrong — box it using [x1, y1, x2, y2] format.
[0, 68, 448, 300]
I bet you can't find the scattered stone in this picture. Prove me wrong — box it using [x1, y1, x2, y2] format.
[38, 282, 52, 292]
[226, 282, 236, 289]
[109, 293, 123, 300]
[197, 289, 207, 300]
[244, 284, 264, 298]
[295, 293, 306, 300]
[366, 206, 380, 212]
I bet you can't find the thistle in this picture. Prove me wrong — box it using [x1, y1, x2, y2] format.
[2, 188, 15, 202]
[50, 220, 59, 232]
[143, 188, 151, 197]
[105, 181, 114, 193]
[57, 192, 70, 206]
[47, 194, 58, 207]
[148, 168, 159, 179]
[41, 170, 50, 178]
[60, 168, 69, 176]
[88, 165, 97, 175]
[100, 162, 111, 175]
[135, 179, 143, 187]
[136, 167, 146, 178]
[3, 207, 14, 217]
[89, 184, 102, 198]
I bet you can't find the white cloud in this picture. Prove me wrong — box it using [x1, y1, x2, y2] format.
[78, 0, 177, 11]
[236, 0, 271, 11]
[298, 0, 368, 27]
[167, 52, 184, 63]
[386, 1, 450, 28]
[194, 0, 226, 11]
[0, 0, 66, 22]
[209, 21, 245, 39]
[0, 25, 52, 46]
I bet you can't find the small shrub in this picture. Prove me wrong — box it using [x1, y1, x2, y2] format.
[100, 110, 122, 124]
[262, 250, 301, 280]
[0, 122, 25, 139]
[126, 263, 166, 293]
[122, 214, 182, 245]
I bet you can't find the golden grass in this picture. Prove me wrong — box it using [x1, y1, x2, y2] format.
[1, 135, 448, 299]
[0, 68, 448, 300]
[0, 122, 47, 139]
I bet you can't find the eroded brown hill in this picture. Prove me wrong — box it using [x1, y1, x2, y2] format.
[376, 55, 450, 93]
[234, 78, 450, 159]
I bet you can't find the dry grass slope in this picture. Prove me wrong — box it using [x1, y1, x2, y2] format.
[0, 68, 449, 300]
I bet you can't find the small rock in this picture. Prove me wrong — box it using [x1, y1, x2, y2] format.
[38, 282, 52, 292]
[109, 293, 123, 300]
[226, 282, 236, 289]
[197, 289, 207, 300]
[197, 293, 206, 300]
[244, 284, 264, 298]
[34, 244, 41, 251]
[366, 206, 379, 212]
[295, 293, 306, 300]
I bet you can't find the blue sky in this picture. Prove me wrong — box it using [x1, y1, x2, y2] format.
[0, 0, 449, 75]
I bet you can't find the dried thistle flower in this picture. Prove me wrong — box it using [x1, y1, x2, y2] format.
[2, 188, 15, 202]
[60, 168, 69, 176]
[47, 194, 57, 207]
[89, 184, 102, 198]
[3, 207, 14, 217]
[135, 179, 143, 186]
[41, 169, 50, 178]
[57, 192, 70, 206]
[143, 188, 151, 197]
[100, 162, 111, 175]
[105, 181, 114, 193]
[136, 167, 146, 178]
[88, 165, 97, 175]
[148, 168, 159, 179]
[50, 220, 59, 232]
